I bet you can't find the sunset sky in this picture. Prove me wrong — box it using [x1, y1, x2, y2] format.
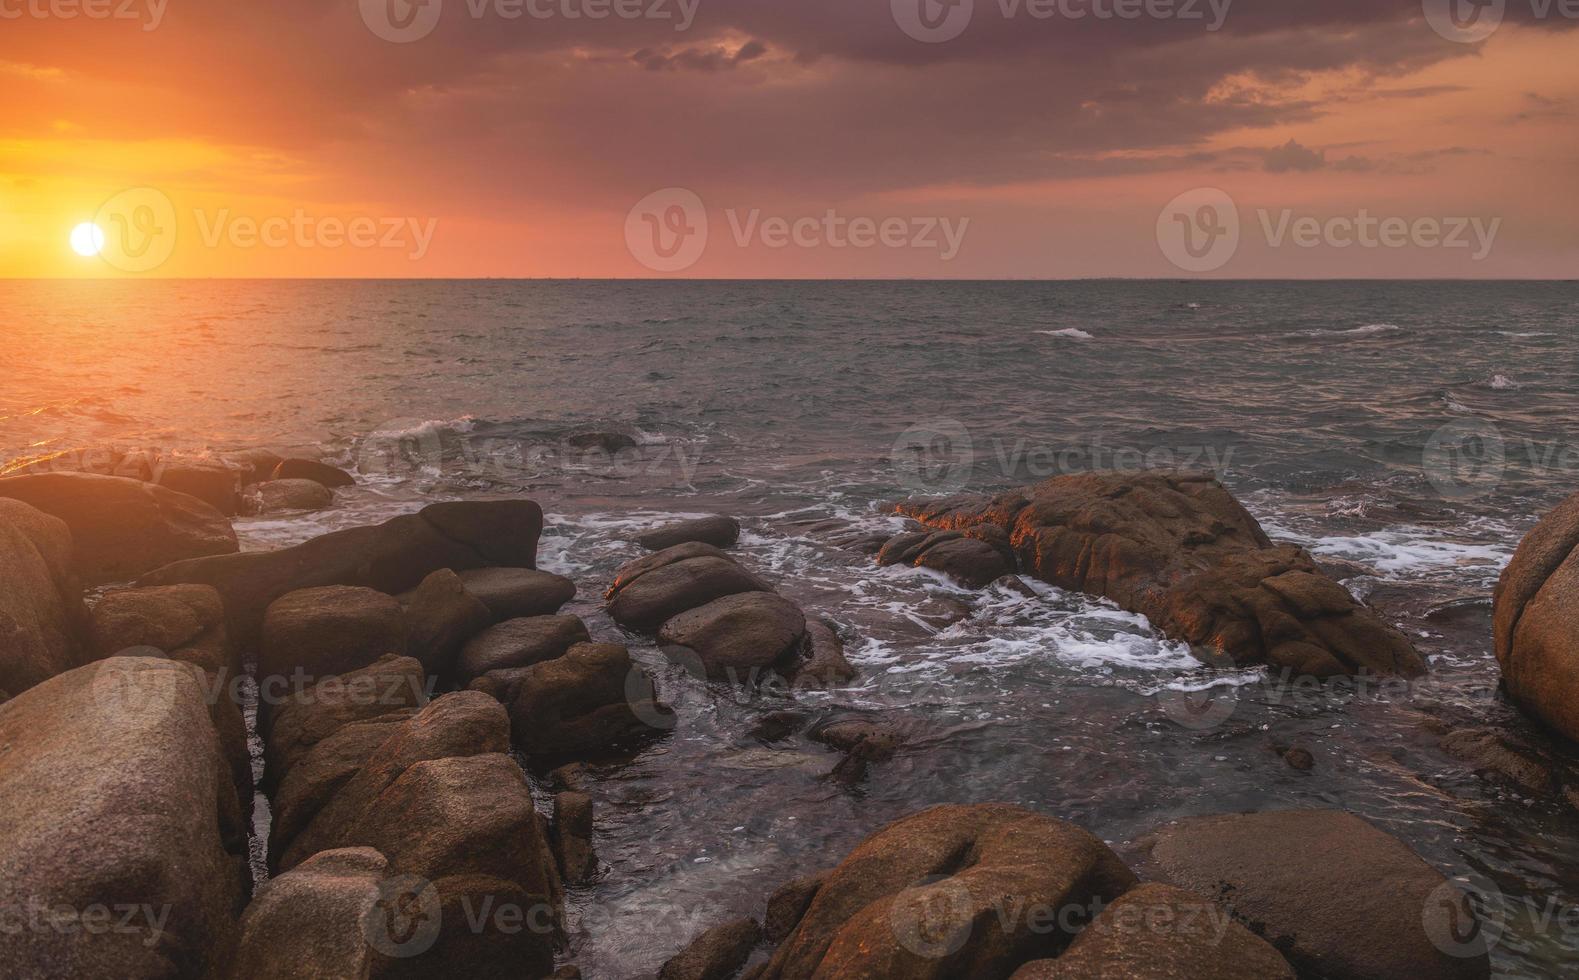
[1, 0, 1576, 278]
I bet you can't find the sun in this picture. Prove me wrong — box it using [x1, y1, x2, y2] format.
[69, 222, 105, 258]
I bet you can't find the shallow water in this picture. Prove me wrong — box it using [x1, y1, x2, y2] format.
[5, 279, 1579, 976]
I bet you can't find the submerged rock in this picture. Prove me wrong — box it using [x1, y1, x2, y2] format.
[1492, 489, 1579, 742]
[0, 472, 239, 585]
[272, 457, 357, 488]
[551, 790, 597, 885]
[637, 515, 742, 551]
[899, 471, 1424, 679]
[0, 498, 89, 700]
[245, 478, 334, 514]
[1138, 809, 1489, 980]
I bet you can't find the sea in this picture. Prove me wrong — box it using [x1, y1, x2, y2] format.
[3, 279, 1578, 976]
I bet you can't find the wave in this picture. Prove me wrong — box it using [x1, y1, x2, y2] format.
[1037, 328, 1094, 340]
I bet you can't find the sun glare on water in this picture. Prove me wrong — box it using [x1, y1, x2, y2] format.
[69, 222, 105, 258]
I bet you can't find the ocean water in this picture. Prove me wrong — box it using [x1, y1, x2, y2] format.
[4, 279, 1579, 976]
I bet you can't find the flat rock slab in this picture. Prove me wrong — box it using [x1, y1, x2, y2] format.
[0, 472, 239, 586]
[899, 471, 1424, 678]
[1139, 809, 1490, 980]
[637, 516, 741, 552]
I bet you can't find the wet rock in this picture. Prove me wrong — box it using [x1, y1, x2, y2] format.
[637, 516, 742, 551]
[899, 471, 1425, 679]
[156, 461, 242, 516]
[1281, 746, 1316, 771]
[0, 658, 247, 979]
[608, 553, 771, 633]
[402, 569, 493, 677]
[992, 574, 1042, 598]
[509, 642, 663, 757]
[139, 500, 543, 644]
[759, 803, 1135, 979]
[272, 457, 357, 488]
[785, 619, 857, 687]
[457, 566, 576, 621]
[878, 528, 1016, 589]
[763, 871, 828, 943]
[660, 917, 762, 980]
[0, 472, 239, 585]
[227, 847, 389, 979]
[245, 478, 334, 515]
[748, 710, 812, 742]
[607, 541, 733, 595]
[224, 448, 285, 486]
[1139, 809, 1489, 980]
[0, 498, 88, 700]
[262, 655, 431, 782]
[809, 719, 904, 760]
[1492, 489, 1579, 742]
[1010, 882, 1295, 980]
[551, 790, 597, 884]
[1440, 727, 1561, 798]
[280, 692, 512, 870]
[91, 583, 232, 673]
[262, 586, 409, 684]
[269, 711, 416, 861]
[550, 762, 589, 791]
[459, 615, 591, 684]
[658, 592, 807, 682]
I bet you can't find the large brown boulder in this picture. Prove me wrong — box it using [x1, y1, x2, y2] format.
[658, 591, 807, 682]
[1138, 809, 1489, 980]
[457, 567, 576, 620]
[1492, 490, 1579, 741]
[0, 498, 88, 700]
[878, 528, 1016, 589]
[91, 584, 233, 673]
[760, 803, 1135, 979]
[660, 917, 762, 980]
[607, 547, 771, 633]
[261, 655, 431, 783]
[261, 586, 409, 684]
[1010, 883, 1294, 979]
[223, 448, 284, 486]
[269, 711, 418, 862]
[637, 515, 741, 551]
[508, 642, 662, 756]
[227, 847, 392, 979]
[459, 615, 592, 683]
[0, 658, 248, 978]
[899, 472, 1424, 678]
[156, 461, 243, 516]
[0, 472, 239, 585]
[139, 500, 543, 644]
[401, 569, 493, 677]
[243, 478, 334, 515]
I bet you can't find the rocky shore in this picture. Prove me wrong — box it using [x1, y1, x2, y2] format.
[2, 454, 1575, 978]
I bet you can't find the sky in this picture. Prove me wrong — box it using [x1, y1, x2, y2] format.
[0, 0, 1576, 278]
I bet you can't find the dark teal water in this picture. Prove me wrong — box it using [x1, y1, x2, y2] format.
[4, 280, 1579, 976]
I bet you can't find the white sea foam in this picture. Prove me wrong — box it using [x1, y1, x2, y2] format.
[1299, 323, 1402, 338]
[1278, 526, 1508, 576]
[1487, 374, 1518, 390]
[1038, 328, 1094, 340]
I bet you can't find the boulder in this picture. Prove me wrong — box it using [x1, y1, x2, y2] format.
[1009, 883, 1294, 980]
[261, 586, 409, 685]
[878, 528, 1016, 589]
[637, 516, 742, 552]
[789, 620, 858, 687]
[272, 458, 357, 488]
[262, 655, 431, 783]
[0, 472, 239, 585]
[459, 615, 591, 684]
[139, 500, 543, 644]
[508, 642, 662, 757]
[224, 448, 285, 486]
[270, 711, 417, 861]
[0, 498, 88, 700]
[156, 461, 242, 516]
[764, 871, 829, 943]
[226, 847, 390, 979]
[608, 552, 771, 633]
[898, 472, 1424, 678]
[759, 804, 1135, 979]
[1492, 490, 1579, 741]
[91, 584, 233, 673]
[280, 692, 511, 870]
[551, 790, 597, 884]
[660, 917, 762, 980]
[245, 479, 334, 515]
[1139, 809, 1489, 980]
[0, 658, 247, 979]
[457, 567, 576, 621]
[401, 569, 492, 677]
[658, 592, 807, 682]
[606, 541, 732, 596]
